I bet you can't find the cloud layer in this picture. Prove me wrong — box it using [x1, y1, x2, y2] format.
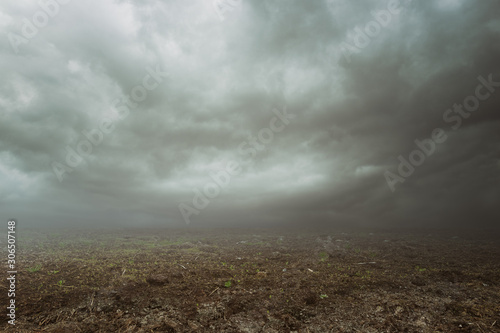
[1, 0, 499, 228]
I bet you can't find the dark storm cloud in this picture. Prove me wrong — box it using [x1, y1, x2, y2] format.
[0, 0, 498, 228]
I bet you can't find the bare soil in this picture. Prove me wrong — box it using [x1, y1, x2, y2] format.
[1, 228, 499, 332]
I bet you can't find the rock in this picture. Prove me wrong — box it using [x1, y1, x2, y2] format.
[188, 320, 201, 330]
[146, 275, 170, 285]
[164, 318, 179, 329]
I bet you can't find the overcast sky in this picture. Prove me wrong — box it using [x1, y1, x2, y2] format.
[1, 0, 499, 229]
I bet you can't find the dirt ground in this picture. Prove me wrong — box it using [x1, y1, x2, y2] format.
[1, 227, 499, 332]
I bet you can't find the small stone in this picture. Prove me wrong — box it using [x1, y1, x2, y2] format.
[146, 275, 169, 285]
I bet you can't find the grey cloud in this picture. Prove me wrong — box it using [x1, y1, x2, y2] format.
[0, 0, 498, 228]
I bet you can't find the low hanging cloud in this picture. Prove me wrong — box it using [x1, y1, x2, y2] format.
[0, 0, 499, 228]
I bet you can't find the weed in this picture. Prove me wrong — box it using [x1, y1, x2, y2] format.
[27, 264, 42, 273]
[361, 270, 372, 279]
